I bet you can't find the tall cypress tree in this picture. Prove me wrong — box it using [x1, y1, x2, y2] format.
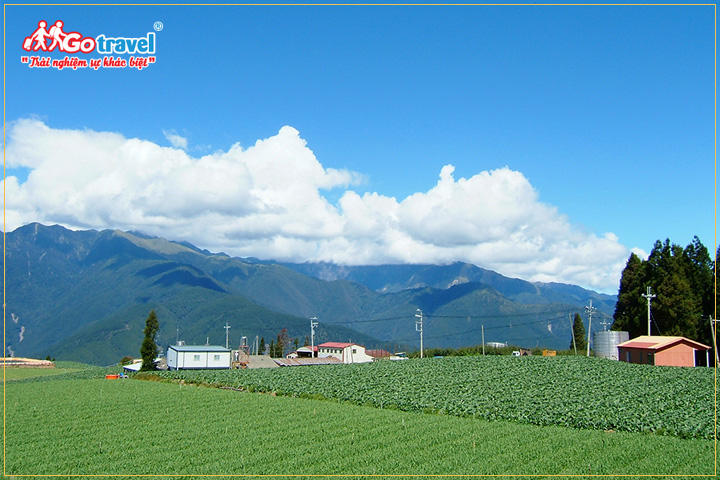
[612, 253, 647, 337]
[570, 313, 586, 353]
[140, 309, 159, 371]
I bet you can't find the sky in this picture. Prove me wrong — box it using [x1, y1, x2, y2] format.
[3, 5, 716, 294]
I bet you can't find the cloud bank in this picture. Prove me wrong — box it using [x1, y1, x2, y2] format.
[3, 119, 629, 292]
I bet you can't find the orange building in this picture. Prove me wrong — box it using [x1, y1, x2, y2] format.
[617, 335, 710, 367]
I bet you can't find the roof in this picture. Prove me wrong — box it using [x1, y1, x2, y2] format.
[168, 345, 231, 353]
[123, 362, 142, 371]
[318, 342, 361, 349]
[274, 357, 343, 367]
[246, 355, 279, 369]
[295, 346, 319, 352]
[366, 349, 392, 358]
[617, 335, 710, 351]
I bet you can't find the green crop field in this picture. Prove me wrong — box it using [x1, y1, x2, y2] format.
[5, 375, 715, 477]
[2, 367, 77, 381]
[156, 355, 716, 439]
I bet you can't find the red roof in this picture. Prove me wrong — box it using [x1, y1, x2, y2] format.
[319, 342, 357, 349]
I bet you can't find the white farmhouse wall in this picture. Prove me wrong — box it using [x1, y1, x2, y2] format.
[167, 346, 231, 369]
[317, 343, 373, 364]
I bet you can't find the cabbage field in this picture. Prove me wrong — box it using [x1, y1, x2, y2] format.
[154, 355, 715, 439]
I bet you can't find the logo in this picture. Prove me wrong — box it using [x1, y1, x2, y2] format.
[21, 20, 158, 71]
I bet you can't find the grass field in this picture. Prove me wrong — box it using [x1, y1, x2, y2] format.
[5, 374, 716, 477]
[1, 361, 99, 381]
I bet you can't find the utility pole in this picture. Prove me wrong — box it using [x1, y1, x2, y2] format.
[642, 286, 656, 336]
[415, 309, 424, 359]
[585, 300, 596, 357]
[481, 324, 485, 356]
[224, 322, 231, 349]
[310, 317, 318, 358]
[710, 316, 719, 366]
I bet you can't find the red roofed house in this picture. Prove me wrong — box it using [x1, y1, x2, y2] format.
[617, 335, 710, 367]
[318, 342, 373, 364]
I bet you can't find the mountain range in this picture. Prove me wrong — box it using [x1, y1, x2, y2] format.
[3, 223, 617, 365]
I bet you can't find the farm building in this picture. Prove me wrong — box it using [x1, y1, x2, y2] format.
[617, 336, 710, 367]
[274, 356, 343, 366]
[318, 342, 373, 364]
[1, 357, 54, 368]
[166, 345, 231, 370]
[366, 349, 392, 360]
[287, 346, 319, 358]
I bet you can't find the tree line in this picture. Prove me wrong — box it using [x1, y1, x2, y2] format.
[612, 236, 716, 348]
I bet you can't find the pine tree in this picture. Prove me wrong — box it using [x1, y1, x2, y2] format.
[269, 340, 276, 358]
[570, 313, 586, 353]
[613, 237, 717, 343]
[277, 328, 289, 357]
[140, 309, 159, 371]
[612, 253, 647, 337]
[259, 337, 266, 355]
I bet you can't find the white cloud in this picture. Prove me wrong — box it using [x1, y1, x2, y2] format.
[2, 119, 630, 292]
[162, 129, 188, 150]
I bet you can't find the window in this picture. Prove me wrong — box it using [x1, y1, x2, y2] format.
[214, 355, 220, 361]
[193, 354, 201, 361]
[352, 349, 357, 354]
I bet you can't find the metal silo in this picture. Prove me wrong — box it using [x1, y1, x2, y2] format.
[593, 331, 629, 360]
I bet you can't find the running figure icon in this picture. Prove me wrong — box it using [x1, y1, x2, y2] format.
[23, 20, 51, 51]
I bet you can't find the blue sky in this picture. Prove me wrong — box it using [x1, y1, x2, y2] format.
[3, 5, 716, 293]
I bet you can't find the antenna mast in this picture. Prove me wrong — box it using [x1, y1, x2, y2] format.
[642, 286, 656, 336]
[224, 322, 231, 349]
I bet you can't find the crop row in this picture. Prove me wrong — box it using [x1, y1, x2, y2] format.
[154, 356, 715, 439]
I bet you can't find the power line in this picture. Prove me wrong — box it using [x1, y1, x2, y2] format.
[337, 307, 579, 325]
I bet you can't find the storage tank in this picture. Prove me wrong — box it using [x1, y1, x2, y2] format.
[593, 331, 629, 360]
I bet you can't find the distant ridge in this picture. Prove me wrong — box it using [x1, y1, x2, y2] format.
[4, 223, 616, 365]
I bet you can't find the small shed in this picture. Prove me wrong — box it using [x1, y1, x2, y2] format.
[287, 346, 319, 358]
[166, 345, 231, 370]
[366, 349, 392, 360]
[617, 335, 710, 367]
